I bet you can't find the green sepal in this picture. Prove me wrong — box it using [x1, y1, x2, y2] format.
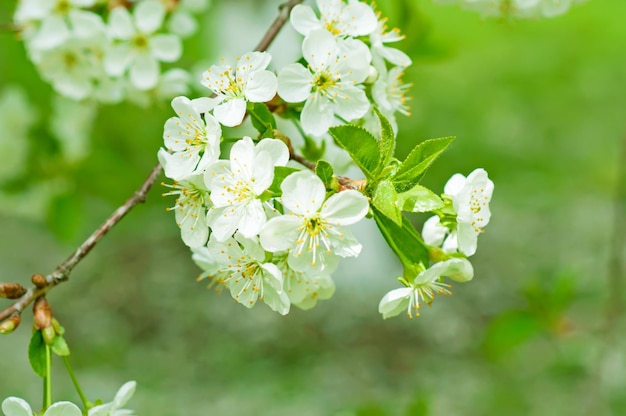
[397, 184, 444, 213]
[28, 330, 46, 378]
[315, 160, 338, 191]
[248, 102, 276, 138]
[373, 107, 396, 169]
[51, 335, 71, 357]
[268, 166, 300, 195]
[372, 180, 401, 225]
[329, 125, 381, 180]
[371, 206, 430, 277]
[393, 136, 455, 192]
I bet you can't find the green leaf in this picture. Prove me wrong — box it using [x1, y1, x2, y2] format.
[315, 160, 336, 189]
[268, 166, 300, 194]
[372, 180, 401, 225]
[28, 330, 46, 378]
[397, 184, 444, 213]
[51, 335, 71, 356]
[393, 136, 455, 191]
[374, 107, 396, 169]
[329, 125, 381, 180]
[372, 206, 430, 273]
[248, 103, 276, 138]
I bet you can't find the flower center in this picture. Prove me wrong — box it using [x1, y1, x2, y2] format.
[131, 35, 149, 51]
[54, 0, 71, 15]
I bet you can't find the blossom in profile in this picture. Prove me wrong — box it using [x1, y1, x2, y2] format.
[378, 258, 474, 319]
[290, 0, 378, 38]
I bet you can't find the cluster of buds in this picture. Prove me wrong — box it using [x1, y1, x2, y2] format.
[13, 0, 210, 105]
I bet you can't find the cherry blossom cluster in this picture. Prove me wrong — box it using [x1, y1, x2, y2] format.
[436, 0, 585, 19]
[155, 0, 494, 319]
[13, 0, 209, 104]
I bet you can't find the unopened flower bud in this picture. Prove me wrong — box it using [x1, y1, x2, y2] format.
[31, 273, 47, 288]
[364, 65, 378, 84]
[33, 297, 53, 330]
[0, 313, 21, 334]
[41, 326, 56, 345]
[52, 318, 64, 336]
[0, 283, 27, 299]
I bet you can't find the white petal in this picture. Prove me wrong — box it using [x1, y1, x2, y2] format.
[167, 10, 198, 38]
[289, 4, 321, 36]
[236, 200, 267, 238]
[443, 173, 467, 197]
[134, 0, 165, 34]
[303, 29, 337, 71]
[332, 84, 369, 121]
[288, 247, 339, 273]
[2, 397, 32, 416]
[259, 215, 301, 252]
[206, 206, 240, 242]
[456, 222, 478, 256]
[108, 6, 135, 39]
[150, 34, 182, 62]
[255, 139, 289, 167]
[213, 99, 246, 127]
[68, 10, 105, 39]
[340, 0, 377, 36]
[331, 228, 362, 258]
[245, 70, 277, 103]
[422, 216, 447, 247]
[378, 287, 412, 319]
[32, 15, 70, 50]
[103, 44, 132, 76]
[130, 54, 159, 90]
[281, 171, 325, 214]
[277, 64, 312, 103]
[377, 46, 412, 67]
[301, 95, 334, 137]
[321, 190, 368, 226]
[43, 401, 82, 416]
[113, 381, 137, 408]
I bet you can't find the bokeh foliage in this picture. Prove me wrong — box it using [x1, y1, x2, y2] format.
[1, 0, 625, 414]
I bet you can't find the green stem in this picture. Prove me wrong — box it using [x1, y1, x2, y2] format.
[63, 356, 91, 409]
[44, 344, 52, 410]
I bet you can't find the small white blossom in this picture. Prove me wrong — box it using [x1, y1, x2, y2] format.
[205, 137, 289, 242]
[378, 258, 474, 319]
[199, 52, 278, 127]
[277, 29, 371, 137]
[15, 0, 104, 51]
[105, 1, 182, 90]
[260, 170, 369, 273]
[290, 0, 378, 38]
[88, 381, 136, 416]
[444, 168, 494, 256]
[208, 234, 290, 314]
[369, 13, 412, 68]
[159, 95, 221, 181]
[2, 398, 81, 416]
[160, 174, 211, 248]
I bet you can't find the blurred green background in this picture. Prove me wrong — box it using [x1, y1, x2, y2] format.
[1, 0, 625, 414]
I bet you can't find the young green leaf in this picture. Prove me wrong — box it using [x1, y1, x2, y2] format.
[372, 206, 430, 271]
[51, 335, 71, 357]
[393, 136, 455, 191]
[315, 160, 336, 189]
[329, 125, 381, 180]
[28, 330, 46, 378]
[268, 166, 300, 195]
[397, 184, 444, 213]
[248, 103, 276, 138]
[372, 180, 401, 225]
[373, 107, 396, 169]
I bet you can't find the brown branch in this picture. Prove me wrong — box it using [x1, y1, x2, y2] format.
[0, 0, 305, 328]
[0, 164, 163, 324]
[255, 0, 303, 52]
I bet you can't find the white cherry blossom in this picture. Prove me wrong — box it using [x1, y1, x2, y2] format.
[444, 168, 494, 256]
[159, 96, 221, 181]
[204, 137, 289, 242]
[200, 52, 278, 127]
[369, 14, 412, 68]
[277, 29, 371, 137]
[2, 398, 81, 416]
[260, 170, 369, 273]
[290, 0, 377, 38]
[88, 381, 136, 416]
[208, 234, 290, 315]
[104, 1, 182, 90]
[378, 258, 474, 319]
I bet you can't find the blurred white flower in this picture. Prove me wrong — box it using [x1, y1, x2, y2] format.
[88, 380, 136, 416]
[0, 86, 35, 181]
[378, 258, 474, 319]
[105, 1, 182, 90]
[49, 95, 97, 162]
[166, 0, 212, 38]
[277, 29, 371, 136]
[199, 51, 278, 127]
[2, 397, 81, 416]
